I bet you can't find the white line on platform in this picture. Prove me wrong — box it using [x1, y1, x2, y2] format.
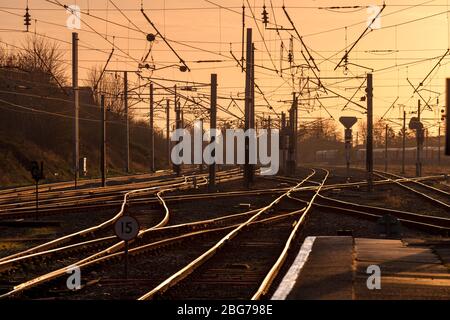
[271, 236, 316, 300]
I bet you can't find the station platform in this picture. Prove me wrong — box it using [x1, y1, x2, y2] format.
[272, 236, 450, 300]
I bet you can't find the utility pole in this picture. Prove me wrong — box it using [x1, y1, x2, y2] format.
[166, 99, 170, 167]
[174, 86, 181, 176]
[149, 83, 154, 172]
[438, 122, 441, 166]
[287, 93, 298, 175]
[249, 42, 255, 182]
[281, 112, 287, 173]
[72, 32, 79, 189]
[251, 44, 255, 132]
[446, 78, 450, 156]
[209, 74, 217, 191]
[124, 71, 130, 173]
[267, 115, 272, 162]
[199, 119, 204, 172]
[101, 95, 106, 187]
[402, 110, 406, 174]
[384, 124, 388, 172]
[244, 28, 253, 188]
[425, 128, 429, 165]
[181, 109, 184, 130]
[416, 99, 422, 177]
[293, 93, 298, 174]
[366, 73, 374, 191]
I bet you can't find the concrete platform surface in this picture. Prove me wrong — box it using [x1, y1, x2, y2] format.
[272, 236, 450, 300]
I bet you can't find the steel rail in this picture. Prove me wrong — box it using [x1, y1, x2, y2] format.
[0, 178, 190, 264]
[252, 168, 329, 300]
[137, 169, 317, 300]
[0, 205, 265, 273]
[0, 168, 241, 209]
[0, 167, 240, 206]
[374, 171, 450, 211]
[0, 169, 243, 268]
[375, 170, 450, 197]
[317, 194, 450, 227]
[0, 208, 307, 299]
[0, 175, 189, 207]
[289, 194, 450, 235]
[0, 169, 242, 218]
[2, 173, 444, 219]
[0, 170, 173, 197]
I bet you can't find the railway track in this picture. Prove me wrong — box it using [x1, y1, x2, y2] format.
[0, 169, 174, 200]
[0, 175, 200, 264]
[2, 170, 444, 220]
[0, 168, 242, 220]
[374, 171, 450, 212]
[137, 168, 329, 300]
[0, 169, 249, 294]
[289, 194, 450, 235]
[0, 169, 215, 211]
[0, 168, 320, 299]
[0, 206, 267, 295]
[1, 167, 449, 299]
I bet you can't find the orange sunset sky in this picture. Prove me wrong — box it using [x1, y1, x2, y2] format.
[1, 0, 449, 136]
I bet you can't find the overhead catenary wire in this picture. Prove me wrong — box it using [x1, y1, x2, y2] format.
[0, 0, 447, 132]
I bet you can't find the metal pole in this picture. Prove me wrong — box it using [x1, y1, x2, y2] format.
[149, 83, 154, 172]
[268, 116, 272, 162]
[72, 32, 79, 189]
[281, 112, 287, 173]
[416, 99, 422, 177]
[425, 128, 428, 165]
[293, 93, 298, 175]
[244, 28, 252, 188]
[366, 73, 373, 191]
[199, 119, 204, 172]
[241, 5, 245, 72]
[209, 74, 217, 191]
[384, 124, 388, 172]
[35, 180, 39, 220]
[402, 111, 406, 174]
[166, 99, 170, 167]
[446, 79, 450, 156]
[249, 42, 255, 182]
[124, 240, 129, 280]
[101, 95, 106, 187]
[438, 122, 441, 165]
[181, 109, 184, 130]
[177, 101, 181, 177]
[124, 71, 130, 173]
[344, 128, 351, 174]
[174, 85, 181, 176]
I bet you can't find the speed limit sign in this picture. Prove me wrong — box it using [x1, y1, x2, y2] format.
[114, 216, 139, 279]
[114, 216, 139, 241]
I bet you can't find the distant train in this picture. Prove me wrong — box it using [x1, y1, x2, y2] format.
[315, 147, 449, 165]
[315, 150, 339, 162]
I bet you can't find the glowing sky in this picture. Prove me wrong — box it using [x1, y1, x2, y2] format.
[1, 0, 449, 135]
